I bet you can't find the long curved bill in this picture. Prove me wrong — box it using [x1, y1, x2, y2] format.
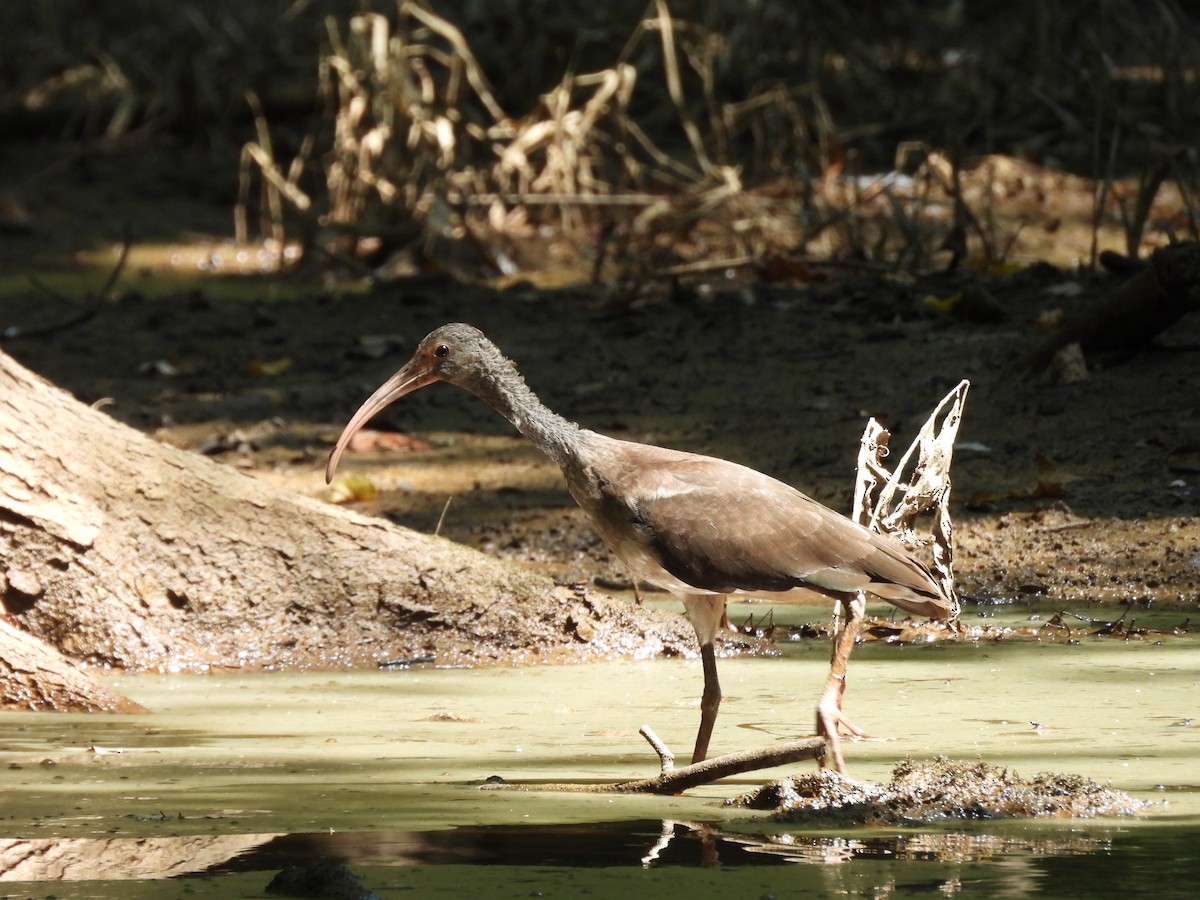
[326, 362, 440, 483]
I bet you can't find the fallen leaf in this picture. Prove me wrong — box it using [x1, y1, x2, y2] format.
[757, 253, 816, 282]
[922, 291, 963, 315]
[329, 474, 378, 503]
[246, 357, 292, 376]
[1034, 308, 1065, 329]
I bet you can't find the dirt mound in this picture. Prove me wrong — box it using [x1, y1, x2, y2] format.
[730, 757, 1152, 824]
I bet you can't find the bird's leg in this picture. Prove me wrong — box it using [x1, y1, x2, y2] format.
[691, 641, 722, 764]
[681, 595, 727, 764]
[816, 592, 868, 775]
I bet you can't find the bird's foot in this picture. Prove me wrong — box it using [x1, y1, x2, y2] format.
[817, 695, 868, 738]
[816, 703, 869, 775]
[831, 710, 867, 740]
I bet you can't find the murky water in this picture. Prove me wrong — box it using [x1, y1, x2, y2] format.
[2, 603, 1198, 898]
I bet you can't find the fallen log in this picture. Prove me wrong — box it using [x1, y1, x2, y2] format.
[1025, 241, 1200, 373]
[482, 727, 827, 795]
[0, 348, 697, 710]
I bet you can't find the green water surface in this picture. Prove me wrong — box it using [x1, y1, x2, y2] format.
[1, 607, 1197, 898]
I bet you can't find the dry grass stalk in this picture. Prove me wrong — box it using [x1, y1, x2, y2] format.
[228, 2, 1198, 278]
[236, 2, 844, 274]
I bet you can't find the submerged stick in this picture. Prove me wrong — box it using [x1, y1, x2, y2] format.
[481, 736, 826, 795]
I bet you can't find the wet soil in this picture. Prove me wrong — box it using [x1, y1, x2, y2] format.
[731, 758, 1150, 824]
[3, 140, 1200, 660]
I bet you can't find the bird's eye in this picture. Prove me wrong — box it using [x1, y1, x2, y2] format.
[434, 343, 449, 358]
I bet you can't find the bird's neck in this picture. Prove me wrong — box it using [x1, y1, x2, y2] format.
[470, 363, 582, 469]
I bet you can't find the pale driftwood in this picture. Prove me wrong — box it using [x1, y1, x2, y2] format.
[639, 724, 676, 773]
[483, 734, 827, 795]
[853, 380, 970, 605]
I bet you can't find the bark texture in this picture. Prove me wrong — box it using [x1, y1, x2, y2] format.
[0, 350, 696, 709]
[0, 833, 278, 880]
[0, 618, 144, 712]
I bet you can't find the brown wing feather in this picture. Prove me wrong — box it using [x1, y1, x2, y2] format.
[594, 442, 953, 619]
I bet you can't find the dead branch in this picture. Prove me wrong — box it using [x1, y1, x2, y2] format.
[650, 255, 756, 278]
[1024, 241, 1200, 373]
[483, 734, 826, 795]
[853, 380, 970, 604]
[404, 1, 505, 122]
[639, 724, 676, 772]
[646, 0, 714, 177]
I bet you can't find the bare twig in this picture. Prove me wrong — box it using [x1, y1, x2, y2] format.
[403, 1, 505, 122]
[649, 255, 755, 278]
[639, 725, 675, 773]
[1117, 158, 1171, 257]
[8, 230, 132, 341]
[433, 496, 452, 537]
[95, 228, 133, 299]
[647, 0, 713, 177]
[1090, 121, 1121, 271]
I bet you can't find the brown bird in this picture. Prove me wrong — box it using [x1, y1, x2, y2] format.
[327, 323, 958, 773]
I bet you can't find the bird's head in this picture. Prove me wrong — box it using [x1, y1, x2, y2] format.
[326, 323, 491, 483]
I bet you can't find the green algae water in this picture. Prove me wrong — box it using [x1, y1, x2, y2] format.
[2, 610, 1198, 898]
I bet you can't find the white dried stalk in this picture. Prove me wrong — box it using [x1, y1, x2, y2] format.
[854, 380, 970, 604]
[238, 4, 822, 266]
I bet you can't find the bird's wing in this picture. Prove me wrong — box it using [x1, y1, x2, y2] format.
[601, 448, 951, 619]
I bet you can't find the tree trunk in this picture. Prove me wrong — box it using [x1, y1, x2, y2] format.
[0, 350, 695, 710]
[0, 618, 144, 712]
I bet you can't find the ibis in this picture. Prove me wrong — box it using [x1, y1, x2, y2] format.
[327, 323, 957, 772]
